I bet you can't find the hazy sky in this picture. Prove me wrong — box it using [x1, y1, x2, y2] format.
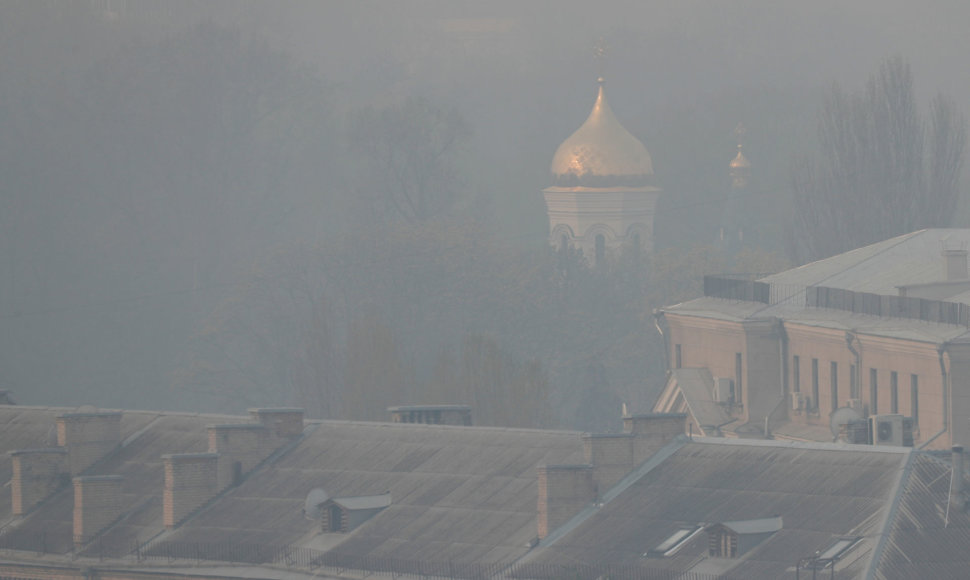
[4, 0, 970, 417]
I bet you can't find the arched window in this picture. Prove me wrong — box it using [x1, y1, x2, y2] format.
[595, 234, 605, 264]
[561, 234, 569, 252]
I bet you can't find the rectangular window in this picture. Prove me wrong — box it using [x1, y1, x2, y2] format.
[735, 353, 743, 405]
[890, 371, 898, 414]
[811, 358, 820, 411]
[830, 361, 839, 411]
[793, 356, 801, 393]
[911, 374, 919, 424]
[675, 344, 682, 369]
[870, 368, 878, 415]
[850, 364, 858, 399]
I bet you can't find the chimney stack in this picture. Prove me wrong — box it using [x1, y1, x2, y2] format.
[10, 448, 68, 515]
[163, 453, 219, 528]
[57, 411, 122, 474]
[73, 475, 124, 547]
[623, 413, 688, 464]
[536, 465, 595, 539]
[249, 408, 305, 438]
[207, 423, 275, 490]
[942, 246, 968, 281]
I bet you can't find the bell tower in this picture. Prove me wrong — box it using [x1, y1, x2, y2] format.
[543, 74, 661, 266]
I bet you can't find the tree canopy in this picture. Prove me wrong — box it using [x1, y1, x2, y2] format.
[790, 57, 966, 263]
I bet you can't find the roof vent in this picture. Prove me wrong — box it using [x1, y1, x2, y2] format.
[388, 405, 471, 426]
[705, 516, 782, 559]
[304, 488, 329, 520]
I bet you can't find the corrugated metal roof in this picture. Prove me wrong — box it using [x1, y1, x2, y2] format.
[717, 515, 783, 535]
[872, 453, 970, 580]
[167, 421, 586, 565]
[760, 230, 968, 295]
[1, 411, 216, 556]
[526, 440, 909, 579]
[332, 494, 392, 511]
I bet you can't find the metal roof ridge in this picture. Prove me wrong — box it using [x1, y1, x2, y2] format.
[863, 449, 917, 580]
[536, 435, 689, 549]
[304, 418, 584, 435]
[689, 436, 913, 454]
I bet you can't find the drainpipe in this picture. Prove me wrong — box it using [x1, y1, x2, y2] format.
[765, 319, 790, 439]
[845, 331, 862, 403]
[918, 344, 949, 449]
[654, 310, 670, 375]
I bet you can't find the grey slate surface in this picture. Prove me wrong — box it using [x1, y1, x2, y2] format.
[526, 440, 909, 579]
[168, 421, 587, 565]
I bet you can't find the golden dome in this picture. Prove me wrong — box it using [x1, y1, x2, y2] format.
[550, 78, 653, 187]
[729, 145, 751, 170]
[729, 144, 751, 189]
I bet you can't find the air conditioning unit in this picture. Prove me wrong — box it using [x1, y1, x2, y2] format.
[714, 378, 734, 404]
[792, 393, 810, 412]
[869, 415, 912, 447]
[840, 419, 869, 444]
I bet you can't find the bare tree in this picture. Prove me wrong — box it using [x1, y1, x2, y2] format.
[174, 245, 344, 417]
[791, 57, 966, 262]
[425, 333, 555, 428]
[351, 97, 470, 222]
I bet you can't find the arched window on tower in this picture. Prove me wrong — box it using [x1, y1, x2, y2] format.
[595, 234, 605, 265]
[561, 234, 569, 253]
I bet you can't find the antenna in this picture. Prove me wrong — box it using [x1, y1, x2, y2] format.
[304, 488, 329, 520]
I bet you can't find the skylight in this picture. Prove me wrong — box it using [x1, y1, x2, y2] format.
[814, 537, 861, 567]
[647, 525, 702, 557]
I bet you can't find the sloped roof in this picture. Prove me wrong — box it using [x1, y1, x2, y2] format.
[0, 406, 161, 527]
[3, 404, 968, 579]
[716, 515, 783, 535]
[872, 453, 970, 580]
[526, 439, 910, 579]
[1, 411, 216, 556]
[331, 494, 392, 511]
[760, 230, 970, 296]
[665, 229, 970, 344]
[660, 368, 734, 432]
[166, 421, 586, 565]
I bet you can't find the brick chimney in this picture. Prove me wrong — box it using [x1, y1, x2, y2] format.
[623, 413, 688, 463]
[163, 453, 219, 528]
[207, 424, 275, 490]
[248, 408, 305, 437]
[73, 475, 124, 546]
[582, 434, 634, 492]
[56, 411, 122, 474]
[537, 464, 595, 539]
[10, 448, 68, 515]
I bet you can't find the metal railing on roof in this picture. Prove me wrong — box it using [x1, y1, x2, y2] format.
[703, 276, 770, 303]
[703, 276, 970, 328]
[122, 539, 744, 580]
